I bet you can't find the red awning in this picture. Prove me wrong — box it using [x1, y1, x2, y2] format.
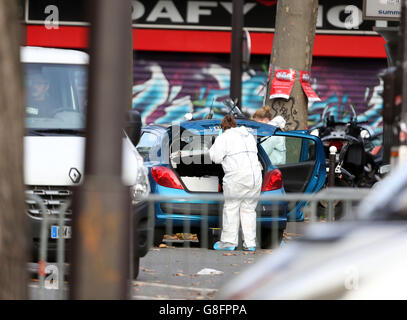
[25, 25, 387, 58]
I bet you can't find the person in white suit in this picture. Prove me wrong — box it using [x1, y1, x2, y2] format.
[209, 115, 262, 251]
[253, 106, 287, 165]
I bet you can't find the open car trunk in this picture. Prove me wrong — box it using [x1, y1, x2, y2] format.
[169, 139, 266, 193]
[170, 150, 224, 192]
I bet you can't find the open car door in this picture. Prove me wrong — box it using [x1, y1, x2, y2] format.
[258, 130, 326, 221]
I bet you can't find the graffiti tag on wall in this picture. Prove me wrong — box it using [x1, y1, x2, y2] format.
[132, 56, 385, 134]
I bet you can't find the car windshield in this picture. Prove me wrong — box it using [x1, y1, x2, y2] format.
[24, 63, 87, 131]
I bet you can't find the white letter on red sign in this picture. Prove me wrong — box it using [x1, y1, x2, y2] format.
[187, 1, 217, 23]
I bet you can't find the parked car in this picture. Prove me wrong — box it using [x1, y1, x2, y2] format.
[219, 159, 407, 299]
[136, 118, 326, 248]
[22, 46, 151, 279]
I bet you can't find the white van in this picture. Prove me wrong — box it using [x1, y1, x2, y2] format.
[22, 46, 151, 278]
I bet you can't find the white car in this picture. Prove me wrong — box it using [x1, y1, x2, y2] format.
[219, 159, 407, 299]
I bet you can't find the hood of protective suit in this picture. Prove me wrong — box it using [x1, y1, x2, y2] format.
[269, 116, 286, 130]
[230, 126, 250, 136]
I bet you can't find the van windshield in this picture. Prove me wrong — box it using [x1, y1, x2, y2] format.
[24, 63, 87, 130]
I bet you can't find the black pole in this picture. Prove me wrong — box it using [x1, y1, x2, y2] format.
[230, 0, 243, 108]
[328, 148, 336, 187]
[70, 0, 133, 299]
[381, 68, 397, 165]
[401, 0, 407, 151]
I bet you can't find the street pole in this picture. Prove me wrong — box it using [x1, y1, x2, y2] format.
[230, 0, 243, 108]
[328, 146, 337, 187]
[374, 26, 400, 167]
[70, 0, 133, 299]
[399, 0, 407, 164]
[381, 67, 398, 165]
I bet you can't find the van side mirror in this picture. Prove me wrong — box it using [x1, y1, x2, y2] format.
[125, 110, 142, 146]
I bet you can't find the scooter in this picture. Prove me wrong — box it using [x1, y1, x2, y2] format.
[311, 104, 378, 218]
[312, 104, 378, 188]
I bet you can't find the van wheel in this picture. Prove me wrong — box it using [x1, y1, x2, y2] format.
[133, 257, 140, 279]
[260, 228, 284, 249]
[153, 227, 165, 246]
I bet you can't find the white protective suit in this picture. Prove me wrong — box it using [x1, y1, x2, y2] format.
[261, 116, 287, 165]
[209, 126, 262, 248]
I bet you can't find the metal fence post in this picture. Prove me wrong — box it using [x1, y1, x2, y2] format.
[328, 146, 337, 187]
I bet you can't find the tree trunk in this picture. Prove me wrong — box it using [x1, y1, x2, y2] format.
[265, 0, 319, 130]
[0, 0, 28, 299]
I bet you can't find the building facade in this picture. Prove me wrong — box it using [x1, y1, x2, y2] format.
[22, 0, 393, 131]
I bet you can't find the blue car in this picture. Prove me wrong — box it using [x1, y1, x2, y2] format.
[136, 119, 326, 248]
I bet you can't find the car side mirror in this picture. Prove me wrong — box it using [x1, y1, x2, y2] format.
[125, 110, 142, 146]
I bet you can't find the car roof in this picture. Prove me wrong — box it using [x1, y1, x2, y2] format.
[21, 46, 89, 65]
[143, 119, 278, 137]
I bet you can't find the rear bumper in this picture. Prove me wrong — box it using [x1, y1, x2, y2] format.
[156, 201, 288, 230]
[159, 202, 287, 216]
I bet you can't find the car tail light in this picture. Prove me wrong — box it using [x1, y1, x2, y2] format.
[262, 169, 283, 192]
[329, 140, 344, 152]
[151, 166, 184, 189]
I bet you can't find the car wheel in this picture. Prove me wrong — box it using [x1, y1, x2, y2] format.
[133, 257, 140, 279]
[260, 228, 284, 249]
[153, 227, 166, 246]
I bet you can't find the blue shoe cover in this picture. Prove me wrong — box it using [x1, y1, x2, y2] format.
[213, 241, 236, 251]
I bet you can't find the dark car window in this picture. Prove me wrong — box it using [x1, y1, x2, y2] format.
[24, 63, 87, 130]
[260, 136, 316, 165]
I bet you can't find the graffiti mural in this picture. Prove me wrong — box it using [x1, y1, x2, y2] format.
[132, 54, 386, 134]
[308, 59, 386, 133]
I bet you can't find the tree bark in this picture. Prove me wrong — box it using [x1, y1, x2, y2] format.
[0, 0, 28, 299]
[265, 0, 319, 130]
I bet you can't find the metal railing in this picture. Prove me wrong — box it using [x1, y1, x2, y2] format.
[140, 187, 371, 247]
[28, 187, 371, 299]
[26, 193, 70, 300]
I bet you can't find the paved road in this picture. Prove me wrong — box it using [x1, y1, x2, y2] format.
[135, 246, 269, 300]
[134, 222, 308, 300]
[28, 222, 309, 300]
